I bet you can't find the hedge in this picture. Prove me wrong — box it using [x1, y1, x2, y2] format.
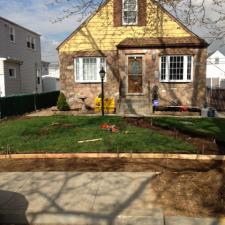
[0, 91, 59, 119]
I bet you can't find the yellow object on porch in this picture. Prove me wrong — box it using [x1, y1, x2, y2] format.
[95, 98, 115, 113]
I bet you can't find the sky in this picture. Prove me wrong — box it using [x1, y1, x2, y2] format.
[0, 0, 81, 62]
[0, 0, 225, 63]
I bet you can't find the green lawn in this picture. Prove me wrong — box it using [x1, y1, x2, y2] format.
[150, 117, 225, 142]
[0, 116, 195, 154]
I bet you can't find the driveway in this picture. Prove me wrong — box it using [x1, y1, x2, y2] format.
[0, 172, 224, 225]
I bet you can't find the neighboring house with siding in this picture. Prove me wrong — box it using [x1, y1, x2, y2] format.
[206, 50, 225, 89]
[42, 62, 60, 92]
[58, 0, 208, 114]
[0, 17, 42, 97]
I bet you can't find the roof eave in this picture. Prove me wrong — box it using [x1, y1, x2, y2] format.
[117, 43, 209, 49]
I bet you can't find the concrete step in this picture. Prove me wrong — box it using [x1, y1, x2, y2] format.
[118, 97, 151, 115]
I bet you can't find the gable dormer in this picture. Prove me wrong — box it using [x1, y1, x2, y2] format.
[114, 0, 147, 27]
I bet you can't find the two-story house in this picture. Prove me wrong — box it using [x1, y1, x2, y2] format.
[0, 17, 42, 97]
[206, 50, 225, 89]
[58, 0, 208, 114]
[41, 61, 60, 92]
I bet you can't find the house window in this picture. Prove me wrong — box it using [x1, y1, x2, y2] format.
[9, 68, 16, 78]
[215, 58, 219, 64]
[160, 55, 193, 82]
[27, 36, 31, 48]
[27, 36, 35, 49]
[37, 77, 41, 85]
[75, 57, 106, 82]
[122, 0, 138, 25]
[9, 26, 15, 42]
[31, 37, 36, 50]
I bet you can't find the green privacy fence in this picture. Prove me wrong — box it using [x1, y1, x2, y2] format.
[0, 91, 59, 119]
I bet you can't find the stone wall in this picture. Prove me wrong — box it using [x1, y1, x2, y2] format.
[59, 51, 120, 109]
[118, 47, 207, 107]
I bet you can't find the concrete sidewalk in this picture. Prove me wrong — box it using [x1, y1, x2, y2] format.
[0, 172, 224, 225]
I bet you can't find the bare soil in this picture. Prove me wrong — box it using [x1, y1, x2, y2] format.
[0, 158, 223, 172]
[151, 165, 225, 218]
[0, 158, 224, 218]
[125, 117, 225, 155]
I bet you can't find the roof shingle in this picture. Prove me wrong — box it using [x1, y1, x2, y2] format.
[117, 37, 208, 48]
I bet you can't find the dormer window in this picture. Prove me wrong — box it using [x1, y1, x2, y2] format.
[122, 0, 138, 25]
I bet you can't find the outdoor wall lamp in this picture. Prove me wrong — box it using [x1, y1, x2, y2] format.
[99, 67, 106, 116]
[152, 53, 156, 61]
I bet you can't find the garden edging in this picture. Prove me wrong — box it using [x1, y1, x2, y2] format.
[0, 153, 225, 161]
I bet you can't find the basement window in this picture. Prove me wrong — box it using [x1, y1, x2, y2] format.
[75, 57, 106, 83]
[122, 0, 138, 25]
[160, 55, 193, 82]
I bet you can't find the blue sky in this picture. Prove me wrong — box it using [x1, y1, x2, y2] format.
[0, 0, 225, 62]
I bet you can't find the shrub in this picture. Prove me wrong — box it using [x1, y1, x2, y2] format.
[57, 92, 70, 111]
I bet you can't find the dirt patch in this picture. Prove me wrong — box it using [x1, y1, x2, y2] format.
[151, 164, 225, 218]
[0, 158, 224, 172]
[125, 117, 224, 155]
[0, 158, 224, 218]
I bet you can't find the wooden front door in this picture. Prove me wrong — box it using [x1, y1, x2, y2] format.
[128, 56, 143, 94]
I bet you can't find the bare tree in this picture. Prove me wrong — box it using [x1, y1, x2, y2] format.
[49, 0, 225, 44]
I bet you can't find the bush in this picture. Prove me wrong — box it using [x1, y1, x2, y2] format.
[57, 92, 70, 111]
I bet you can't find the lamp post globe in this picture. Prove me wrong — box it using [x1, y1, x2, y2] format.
[99, 67, 105, 80]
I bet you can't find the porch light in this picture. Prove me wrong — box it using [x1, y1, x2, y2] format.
[99, 67, 106, 116]
[152, 53, 156, 61]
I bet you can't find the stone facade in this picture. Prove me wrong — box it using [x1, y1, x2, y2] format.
[60, 47, 207, 111]
[58, 0, 208, 113]
[59, 51, 120, 109]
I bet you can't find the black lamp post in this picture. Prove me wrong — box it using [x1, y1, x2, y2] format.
[99, 67, 106, 116]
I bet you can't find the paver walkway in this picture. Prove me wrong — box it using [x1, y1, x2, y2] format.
[0, 172, 224, 225]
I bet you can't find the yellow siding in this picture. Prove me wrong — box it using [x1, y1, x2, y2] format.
[59, 0, 191, 52]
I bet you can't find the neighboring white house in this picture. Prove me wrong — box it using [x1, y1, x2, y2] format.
[0, 17, 42, 97]
[42, 62, 60, 92]
[206, 50, 225, 89]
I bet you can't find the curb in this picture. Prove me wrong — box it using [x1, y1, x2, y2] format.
[0, 153, 225, 161]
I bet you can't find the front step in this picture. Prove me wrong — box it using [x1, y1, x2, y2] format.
[117, 96, 151, 115]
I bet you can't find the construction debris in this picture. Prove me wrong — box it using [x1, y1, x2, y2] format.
[78, 138, 103, 143]
[100, 123, 119, 133]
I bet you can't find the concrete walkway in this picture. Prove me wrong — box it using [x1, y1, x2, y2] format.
[0, 172, 224, 225]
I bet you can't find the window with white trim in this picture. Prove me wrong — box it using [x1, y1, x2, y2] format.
[9, 68, 16, 78]
[122, 0, 138, 25]
[75, 57, 106, 82]
[27, 36, 31, 48]
[31, 37, 36, 50]
[160, 55, 193, 82]
[9, 26, 15, 42]
[215, 57, 219, 64]
[27, 36, 36, 50]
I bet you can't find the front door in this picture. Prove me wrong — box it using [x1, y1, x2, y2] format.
[128, 56, 143, 94]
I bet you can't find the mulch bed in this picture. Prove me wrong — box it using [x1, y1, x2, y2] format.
[125, 117, 225, 155]
[151, 166, 225, 218]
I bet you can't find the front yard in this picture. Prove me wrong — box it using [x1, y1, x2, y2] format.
[0, 116, 195, 154]
[150, 117, 225, 142]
